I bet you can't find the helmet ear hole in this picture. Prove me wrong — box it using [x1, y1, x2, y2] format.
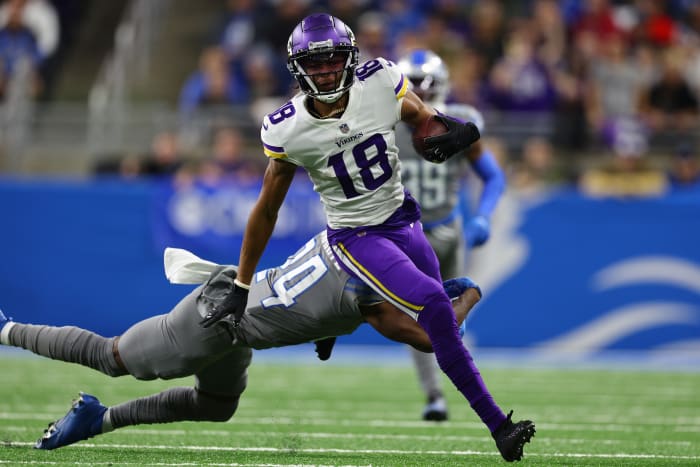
[287, 14, 359, 103]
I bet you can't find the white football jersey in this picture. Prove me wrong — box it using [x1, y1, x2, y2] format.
[260, 57, 409, 229]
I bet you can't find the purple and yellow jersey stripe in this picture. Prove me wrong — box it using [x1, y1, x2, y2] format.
[262, 142, 287, 159]
[394, 74, 409, 100]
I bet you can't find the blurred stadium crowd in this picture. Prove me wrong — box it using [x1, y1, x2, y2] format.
[1, 0, 699, 196]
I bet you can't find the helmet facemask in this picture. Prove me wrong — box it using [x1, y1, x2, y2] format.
[408, 75, 442, 104]
[291, 48, 356, 103]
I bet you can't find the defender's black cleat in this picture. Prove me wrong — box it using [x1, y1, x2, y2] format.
[314, 337, 336, 361]
[492, 410, 536, 462]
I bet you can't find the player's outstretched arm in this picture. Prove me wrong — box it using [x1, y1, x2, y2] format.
[463, 144, 506, 248]
[201, 158, 296, 328]
[237, 158, 297, 284]
[423, 114, 481, 163]
[360, 285, 480, 352]
[400, 89, 437, 128]
[401, 90, 480, 163]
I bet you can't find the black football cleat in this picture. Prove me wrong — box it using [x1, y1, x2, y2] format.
[492, 410, 536, 462]
[314, 337, 336, 361]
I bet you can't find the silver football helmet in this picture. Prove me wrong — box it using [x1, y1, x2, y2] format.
[396, 49, 449, 106]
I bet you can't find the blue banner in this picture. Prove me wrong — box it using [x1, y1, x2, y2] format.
[465, 188, 700, 354]
[150, 176, 326, 266]
[0, 178, 181, 336]
[0, 178, 698, 353]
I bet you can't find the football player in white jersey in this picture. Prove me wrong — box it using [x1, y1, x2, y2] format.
[395, 49, 506, 422]
[197, 13, 534, 462]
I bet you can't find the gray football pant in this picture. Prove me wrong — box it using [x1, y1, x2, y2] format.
[5, 286, 251, 429]
[409, 220, 466, 402]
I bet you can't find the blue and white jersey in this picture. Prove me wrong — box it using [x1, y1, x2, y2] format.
[260, 57, 409, 229]
[236, 231, 382, 349]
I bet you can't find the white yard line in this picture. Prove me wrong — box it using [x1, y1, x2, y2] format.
[3, 411, 700, 433]
[4, 425, 697, 447]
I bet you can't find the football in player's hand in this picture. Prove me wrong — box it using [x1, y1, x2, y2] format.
[412, 115, 448, 157]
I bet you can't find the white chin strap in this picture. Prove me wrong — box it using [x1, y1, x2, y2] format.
[315, 91, 345, 103]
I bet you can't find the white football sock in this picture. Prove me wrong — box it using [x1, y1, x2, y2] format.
[0, 321, 16, 345]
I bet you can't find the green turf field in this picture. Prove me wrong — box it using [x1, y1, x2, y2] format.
[1, 353, 699, 466]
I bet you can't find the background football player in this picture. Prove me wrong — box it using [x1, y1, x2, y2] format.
[395, 49, 506, 421]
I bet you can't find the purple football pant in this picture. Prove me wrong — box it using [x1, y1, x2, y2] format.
[328, 220, 444, 319]
[327, 219, 507, 433]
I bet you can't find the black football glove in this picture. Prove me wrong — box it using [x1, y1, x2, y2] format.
[197, 267, 250, 328]
[423, 114, 480, 163]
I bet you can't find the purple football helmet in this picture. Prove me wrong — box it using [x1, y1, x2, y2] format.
[287, 14, 359, 103]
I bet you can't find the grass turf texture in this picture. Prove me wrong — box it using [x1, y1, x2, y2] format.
[1, 354, 699, 466]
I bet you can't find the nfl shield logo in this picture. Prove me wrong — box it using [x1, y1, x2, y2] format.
[339, 123, 350, 133]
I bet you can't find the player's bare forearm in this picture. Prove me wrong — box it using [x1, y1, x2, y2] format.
[361, 288, 480, 352]
[237, 205, 275, 285]
[454, 288, 480, 324]
[237, 159, 296, 284]
[363, 303, 434, 352]
[400, 90, 437, 128]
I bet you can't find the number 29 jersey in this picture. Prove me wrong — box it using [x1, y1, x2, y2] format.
[260, 57, 410, 229]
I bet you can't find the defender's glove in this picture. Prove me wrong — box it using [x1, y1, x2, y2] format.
[442, 277, 482, 300]
[198, 268, 250, 328]
[424, 115, 480, 163]
[465, 215, 490, 247]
